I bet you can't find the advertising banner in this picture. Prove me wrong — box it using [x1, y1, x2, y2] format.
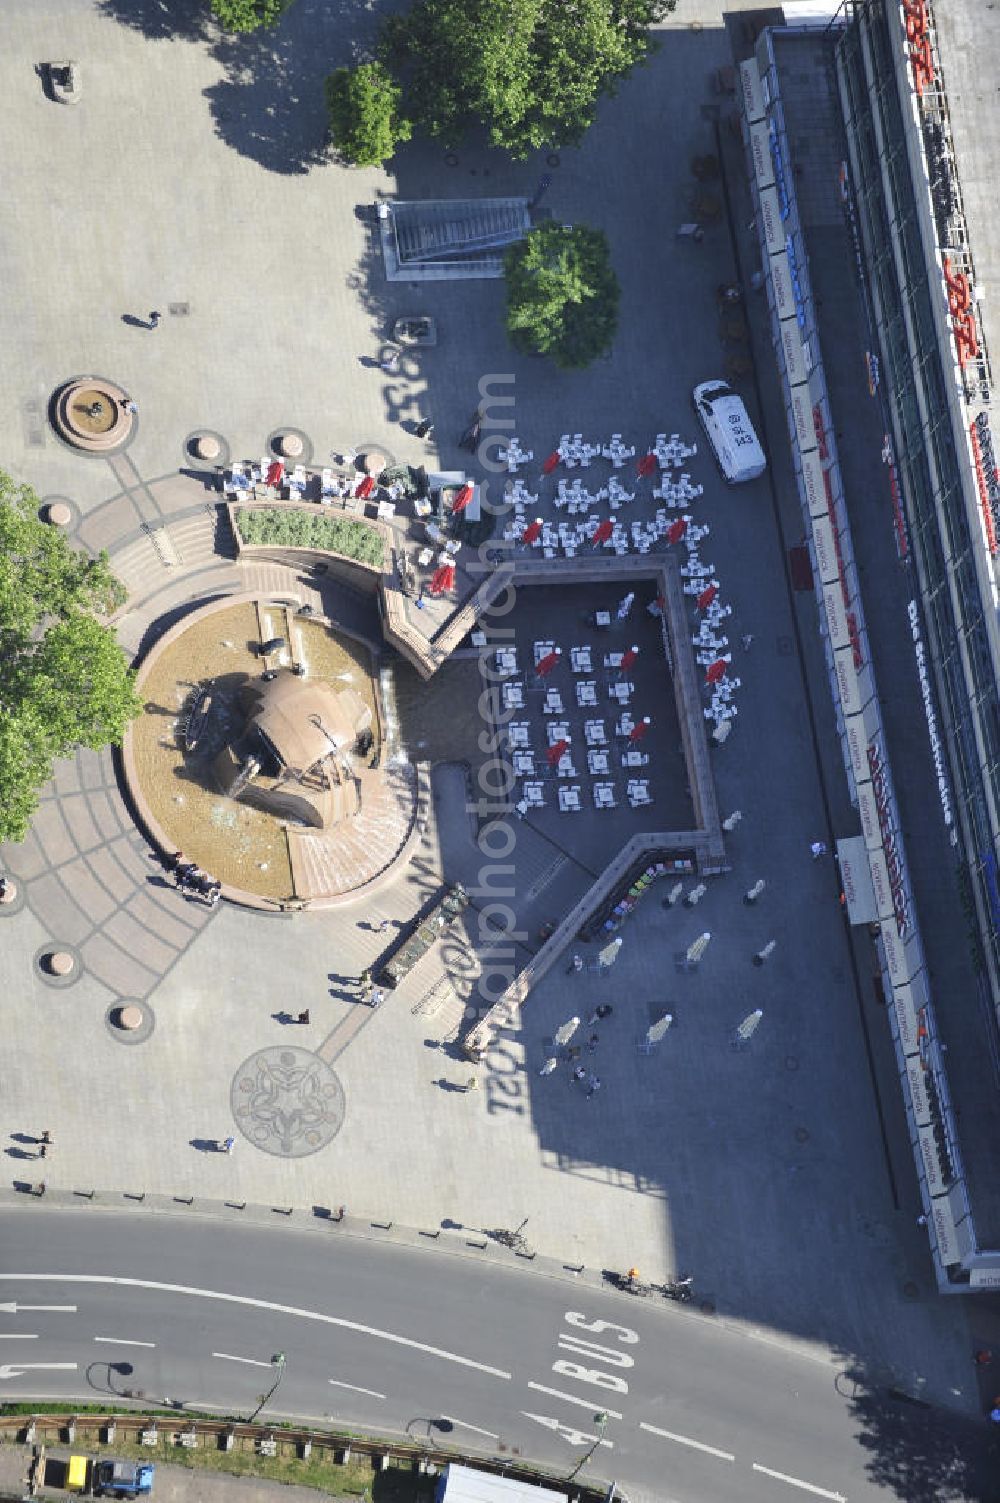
[837, 835, 877, 925]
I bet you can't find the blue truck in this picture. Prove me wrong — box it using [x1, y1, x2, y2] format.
[91, 1458, 155, 1497]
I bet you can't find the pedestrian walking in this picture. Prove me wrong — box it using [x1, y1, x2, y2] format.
[464, 1076, 479, 1093]
[297, 1010, 310, 1025]
[567, 954, 584, 974]
[915, 1213, 928, 1226]
[587, 1032, 600, 1053]
[572, 1064, 587, 1084]
[381, 349, 401, 373]
[741, 634, 753, 650]
[587, 1004, 613, 1024]
[40, 1130, 51, 1145]
[222, 1135, 235, 1154]
[358, 968, 373, 990]
[415, 418, 434, 439]
[373, 917, 389, 934]
[538, 1057, 558, 1076]
[207, 885, 221, 908]
[369, 987, 385, 1009]
[148, 310, 161, 329]
[810, 840, 827, 859]
[586, 1073, 602, 1099]
[121, 398, 138, 414]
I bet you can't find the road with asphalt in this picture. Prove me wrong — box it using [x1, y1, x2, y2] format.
[0, 1208, 986, 1503]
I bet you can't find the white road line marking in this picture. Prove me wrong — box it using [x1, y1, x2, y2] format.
[522, 1412, 613, 1448]
[0, 1276, 510, 1381]
[640, 1421, 735, 1462]
[0, 1335, 38, 1340]
[752, 1462, 846, 1500]
[328, 1379, 386, 1400]
[94, 1338, 155, 1348]
[0, 1303, 76, 1314]
[526, 1382, 623, 1420]
[441, 1415, 499, 1440]
[213, 1352, 275, 1368]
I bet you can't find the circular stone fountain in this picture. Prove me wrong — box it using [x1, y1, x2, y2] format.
[123, 596, 417, 908]
[51, 377, 134, 453]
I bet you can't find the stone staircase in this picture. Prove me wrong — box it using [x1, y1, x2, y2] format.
[110, 506, 232, 602]
[382, 199, 529, 281]
[240, 561, 326, 612]
[288, 762, 417, 901]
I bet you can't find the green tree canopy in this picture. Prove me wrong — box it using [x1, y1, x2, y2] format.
[0, 473, 141, 843]
[382, 0, 673, 157]
[209, 0, 293, 33]
[325, 62, 412, 167]
[504, 222, 619, 368]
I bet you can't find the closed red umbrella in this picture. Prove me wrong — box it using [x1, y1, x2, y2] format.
[429, 563, 455, 596]
[266, 460, 284, 487]
[546, 736, 570, 767]
[629, 716, 651, 742]
[621, 645, 639, 671]
[592, 518, 614, 545]
[452, 483, 474, 515]
[696, 583, 718, 611]
[637, 452, 658, 477]
[535, 648, 562, 677]
[706, 658, 727, 684]
[666, 518, 688, 545]
[542, 451, 560, 474]
[522, 517, 544, 545]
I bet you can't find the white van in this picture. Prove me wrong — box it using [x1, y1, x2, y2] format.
[692, 379, 767, 483]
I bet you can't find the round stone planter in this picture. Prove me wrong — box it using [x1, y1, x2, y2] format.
[185, 429, 230, 471]
[267, 426, 313, 466]
[105, 999, 156, 1045]
[34, 942, 83, 988]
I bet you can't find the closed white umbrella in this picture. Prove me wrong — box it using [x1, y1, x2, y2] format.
[554, 1015, 581, 1047]
[598, 937, 622, 969]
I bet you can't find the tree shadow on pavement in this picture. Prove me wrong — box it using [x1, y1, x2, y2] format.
[842, 1362, 998, 1501]
[95, 0, 209, 42]
[201, 1, 391, 177]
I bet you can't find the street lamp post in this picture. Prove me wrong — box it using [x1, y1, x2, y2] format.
[566, 1411, 609, 1481]
[246, 1352, 286, 1425]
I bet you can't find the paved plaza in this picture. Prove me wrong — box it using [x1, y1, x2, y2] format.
[0, 0, 990, 1440]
